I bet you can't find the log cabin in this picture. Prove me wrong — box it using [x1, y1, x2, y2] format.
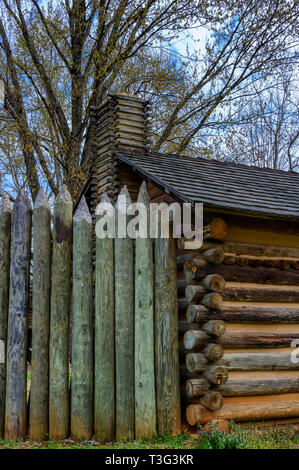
[78, 93, 299, 430]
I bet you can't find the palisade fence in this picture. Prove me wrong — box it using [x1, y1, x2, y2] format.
[0, 182, 181, 442]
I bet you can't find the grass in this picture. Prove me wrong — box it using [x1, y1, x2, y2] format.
[0, 423, 299, 449]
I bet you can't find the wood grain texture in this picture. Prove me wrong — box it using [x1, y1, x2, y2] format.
[219, 352, 299, 371]
[5, 190, 31, 440]
[217, 377, 299, 396]
[223, 283, 299, 303]
[155, 224, 181, 435]
[189, 305, 299, 323]
[30, 189, 51, 440]
[115, 187, 134, 441]
[186, 263, 299, 285]
[135, 182, 156, 439]
[220, 331, 299, 348]
[94, 193, 115, 442]
[49, 186, 72, 440]
[186, 400, 299, 426]
[0, 195, 12, 438]
[71, 197, 93, 440]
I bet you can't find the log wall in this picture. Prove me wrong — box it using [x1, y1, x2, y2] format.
[180, 211, 299, 427]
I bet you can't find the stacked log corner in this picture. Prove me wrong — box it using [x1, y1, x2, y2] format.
[177, 219, 229, 429]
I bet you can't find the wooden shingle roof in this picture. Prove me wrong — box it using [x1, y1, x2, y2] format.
[116, 150, 299, 220]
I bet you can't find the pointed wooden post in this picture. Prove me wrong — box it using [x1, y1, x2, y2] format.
[30, 188, 51, 440]
[5, 190, 31, 440]
[155, 221, 181, 434]
[0, 195, 12, 438]
[49, 185, 72, 440]
[71, 196, 93, 440]
[94, 193, 115, 442]
[115, 187, 134, 441]
[135, 182, 156, 439]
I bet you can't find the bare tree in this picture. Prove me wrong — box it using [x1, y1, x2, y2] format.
[0, 0, 297, 199]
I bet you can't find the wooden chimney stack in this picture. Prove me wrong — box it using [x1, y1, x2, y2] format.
[89, 94, 150, 210]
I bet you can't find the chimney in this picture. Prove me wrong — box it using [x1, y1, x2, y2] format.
[90, 93, 150, 207]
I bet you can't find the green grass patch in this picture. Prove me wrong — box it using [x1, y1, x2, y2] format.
[0, 423, 298, 449]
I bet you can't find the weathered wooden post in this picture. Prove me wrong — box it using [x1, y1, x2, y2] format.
[30, 188, 51, 440]
[49, 185, 72, 440]
[0, 195, 12, 438]
[94, 193, 115, 442]
[155, 222, 181, 434]
[115, 187, 134, 441]
[135, 182, 156, 439]
[71, 196, 93, 440]
[5, 190, 31, 440]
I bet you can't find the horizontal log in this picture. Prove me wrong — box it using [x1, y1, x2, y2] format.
[178, 280, 197, 297]
[200, 248, 224, 264]
[184, 258, 207, 279]
[177, 241, 221, 254]
[186, 305, 210, 323]
[185, 285, 206, 302]
[187, 305, 299, 324]
[177, 254, 195, 270]
[203, 366, 229, 385]
[201, 320, 226, 337]
[200, 274, 226, 293]
[187, 263, 299, 285]
[186, 401, 299, 426]
[181, 392, 224, 410]
[186, 353, 208, 373]
[223, 255, 236, 265]
[202, 343, 224, 362]
[201, 293, 223, 309]
[219, 331, 299, 348]
[177, 237, 220, 250]
[178, 322, 200, 335]
[199, 392, 224, 412]
[184, 330, 210, 350]
[186, 379, 210, 398]
[223, 284, 299, 303]
[219, 352, 299, 371]
[179, 320, 226, 337]
[223, 242, 299, 259]
[217, 377, 299, 396]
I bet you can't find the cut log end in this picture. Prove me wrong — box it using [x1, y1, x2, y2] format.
[201, 274, 226, 293]
[202, 247, 225, 264]
[201, 293, 223, 309]
[183, 329, 209, 350]
[199, 392, 224, 412]
[209, 218, 228, 240]
[201, 320, 226, 337]
[186, 379, 210, 399]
